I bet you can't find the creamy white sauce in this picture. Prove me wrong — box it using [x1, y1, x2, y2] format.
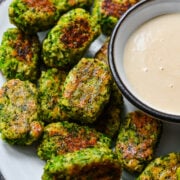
[124, 13, 180, 115]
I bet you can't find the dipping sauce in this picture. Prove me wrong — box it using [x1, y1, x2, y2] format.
[124, 13, 180, 115]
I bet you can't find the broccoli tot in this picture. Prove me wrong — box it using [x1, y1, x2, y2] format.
[59, 57, 112, 124]
[9, 0, 93, 33]
[0, 79, 44, 145]
[137, 152, 180, 180]
[42, 147, 122, 180]
[92, 0, 140, 36]
[8, 0, 60, 33]
[42, 8, 101, 69]
[37, 121, 111, 160]
[37, 68, 68, 122]
[115, 111, 162, 173]
[0, 28, 40, 82]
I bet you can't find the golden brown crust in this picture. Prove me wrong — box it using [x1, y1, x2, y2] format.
[102, 0, 139, 18]
[61, 18, 90, 49]
[23, 0, 56, 13]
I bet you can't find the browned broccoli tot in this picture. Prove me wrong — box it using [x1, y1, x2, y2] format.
[137, 152, 180, 180]
[9, 0, 93, 33]
[0, 79, 44, 145]
[92, 0, 140, 36]
[37, 68, 68, 122]
[42, 8, 101, 69]
[42, 147, 122, 180]
[0, 28, 40, 82]
[59, 57, 112, 124]
[37, 121, 111, 160]
[115, 111, 162, 173]
[8, 0, 60, 33]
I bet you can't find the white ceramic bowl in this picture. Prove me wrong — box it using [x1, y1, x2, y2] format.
[108, 0, 180, 123]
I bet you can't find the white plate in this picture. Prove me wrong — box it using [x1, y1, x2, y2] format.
[0, 1, 180, 180]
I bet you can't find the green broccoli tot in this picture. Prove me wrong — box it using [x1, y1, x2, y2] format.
[42, 8, 101, 69]
[59, 57, 112, 124]
[42, 147, 122, 180]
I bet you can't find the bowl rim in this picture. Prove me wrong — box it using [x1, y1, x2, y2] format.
[108, 0, 180, 123]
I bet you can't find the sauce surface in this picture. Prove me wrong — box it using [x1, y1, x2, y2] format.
[124, 13, 180, 115]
